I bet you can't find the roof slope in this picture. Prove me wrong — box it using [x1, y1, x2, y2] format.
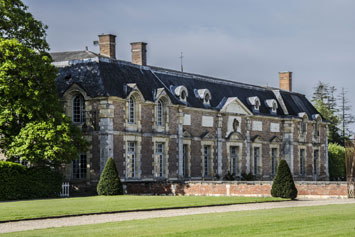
[52, 51, 320, 120]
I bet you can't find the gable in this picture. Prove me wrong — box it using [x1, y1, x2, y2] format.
[220, 97, 252, 115]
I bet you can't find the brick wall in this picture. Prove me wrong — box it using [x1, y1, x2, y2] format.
[124, 181, 348, 198]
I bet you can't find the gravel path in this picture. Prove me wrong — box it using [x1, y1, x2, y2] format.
[1, 198, 355, 234]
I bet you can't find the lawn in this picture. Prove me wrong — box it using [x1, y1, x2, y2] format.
[4, 203, 355, 236]
[0, 195, 283, 222]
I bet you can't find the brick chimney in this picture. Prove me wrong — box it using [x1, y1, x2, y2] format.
[279, 71, 292, 91]
[98, 34, 116, 59]
[130, 42, 147, 66]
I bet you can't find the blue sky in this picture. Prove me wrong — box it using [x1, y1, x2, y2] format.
[25, 0, 355, 126]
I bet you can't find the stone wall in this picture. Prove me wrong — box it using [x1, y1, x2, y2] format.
[124, 181, 348, 199]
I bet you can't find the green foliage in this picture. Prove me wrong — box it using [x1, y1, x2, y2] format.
[0, 0, 49, 51]
[241, 172, 255, 181]
[271, 160, 298, 199]
[0, 161, 63, 200]
[223, 171, 235, 181]
[0, 38, 88, 164]
[328, 143, 345, 181]
[97, 158, 123, 195]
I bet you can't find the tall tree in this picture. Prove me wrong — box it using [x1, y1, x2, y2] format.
[0, 0, 88, 165]
[312, 82, 342, 145]
[338, 88, 355, 141]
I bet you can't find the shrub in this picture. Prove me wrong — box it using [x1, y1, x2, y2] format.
[0, 161, 63, 201]
[328, 143, 345, 181]
[271, 160, 298, 199]
[241, 172, 255, 181]
[97, 158, 123, 195]
[223, 171, 235, 181]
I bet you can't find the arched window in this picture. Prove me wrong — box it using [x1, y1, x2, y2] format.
[72, 95, 85, 123]
[156, 99, 164, 126]
[255, 100, 260, 111]
[128, 97, 135, 124]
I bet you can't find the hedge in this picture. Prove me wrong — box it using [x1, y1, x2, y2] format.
[0, 161, 63, 201]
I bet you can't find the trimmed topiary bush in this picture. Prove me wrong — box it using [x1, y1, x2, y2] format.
[0, 161, 63, 201]
[97, 157, 123, 195]
[271, 160, 298, 199]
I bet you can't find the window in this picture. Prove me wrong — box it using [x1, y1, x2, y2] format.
[255, 100, 260, 111]
[272, 102, 277, 113]
[183, 144, 188, 177]
[204, 145, 211, 177]
[126, 142, 136, 178]
[254, 147, 260, 175]
[181, 90, 186, 100]
[271, 148, 278, 176]
[314, 122, 319, 138]
[204, 93, 210, 104]
[230, 146, 239, 175]
[128, 97, 135, 124]
[72, 95, 85, 123]
[156, 143, 165, 177]
[300, 149, 305, 176]
[313, 150, 319, 176]
[156, 100, 164, 126]
[72, 153, 87, 179]
[300, 119, 307, 135]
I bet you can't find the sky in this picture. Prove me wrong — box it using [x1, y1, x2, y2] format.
[24, 0, 355, 129]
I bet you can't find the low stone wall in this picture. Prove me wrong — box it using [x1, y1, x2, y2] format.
[124, 181, 348, 199]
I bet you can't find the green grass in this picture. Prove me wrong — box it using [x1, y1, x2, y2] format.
[4, 203, 355, 236]
[0, 195, 282, 222]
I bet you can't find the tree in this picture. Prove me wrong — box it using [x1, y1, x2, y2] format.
[271, 160, 298, 199]
[328, 143, 345, 181]
[0, 0, 88, 165]
[312, 82, 342, 145]
[97, 158, 123, 195]
[338, 88, 355, 142]
[0, 0, 49, 51]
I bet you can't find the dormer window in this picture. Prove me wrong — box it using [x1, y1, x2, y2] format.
[248, 96, 260, 112]
[174, 86, 188, 102]
[265, 99, 278, 114]
[255, 100, 260, 111]
[298, 112, 308, 136]
[128, 96, 136, 124]
[72, 94, 85, 123]
[197, 89, 211, 106]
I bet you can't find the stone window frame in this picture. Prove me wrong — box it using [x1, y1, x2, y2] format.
[152, 137, 170, 179]
[298, 112, 308, 141]
[251, 143, 263, 176]
[123, 135, 142, 179]
[226, 141, 243, 176]
[72, 94, 85, 124]
[312, 114, 322, 142]
[62, 83, 90, 125]
[269, 144, 280, 176]
[197, 88, 212, 106]
[153, 94, 171, 132]
[313, 147, 320, 178]
[182, 139, 192, 178]
[125, 91, 143, 132]
[299, 146, 307, 176]
[200, 140, 215, 178]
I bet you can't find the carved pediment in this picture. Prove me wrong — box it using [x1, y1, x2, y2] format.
[183, 130, 192, 138]
[201, 131, 216, 139]
[251, 135, 264, 142]
[220, 97, 252, 115]
[270, 136, 282, 143]
[227, 132, 245, 141]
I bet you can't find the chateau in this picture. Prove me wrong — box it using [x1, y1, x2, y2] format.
[51, 34, 329, 186]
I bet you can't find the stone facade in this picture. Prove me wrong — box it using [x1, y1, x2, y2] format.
[50, 34, 329, 188]
[61, 90, 328, 185]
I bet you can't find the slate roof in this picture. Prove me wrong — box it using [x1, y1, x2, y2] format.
[51, 51, 321, 120]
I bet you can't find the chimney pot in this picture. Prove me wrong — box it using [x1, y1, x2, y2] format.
[130, 42, 147, 66]
[279, 71, 292, 91]
[98, 34, 116, 59]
